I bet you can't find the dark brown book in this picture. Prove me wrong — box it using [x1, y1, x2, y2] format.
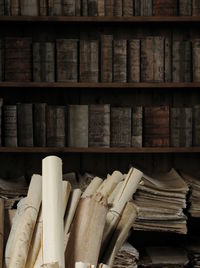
[153, 0, 177, 16]
[52, 0, 62, 15]
[165, 35, 172, 82]
[193, 39, 200, 82]
[98, 0, 104, 15]
[75, 0, 81, 15]
[170, 108, 192, 147]
[88, 0, 98, 15]
[193, 0, 200, 15]
[193, 105, 200, 146]
[144, 106, 169, 147]
[5, 0, 10, 15]
[114, 0, 122, 16]
[134, 0, 140, 15]
[128, 39, 140, 82]
[63, 0, 75, 15]
[21, 0, 39, 15]
[132, 107, 143, 148]
[0, 41, 3, 82]
[105, 0, 114, 15]
[0, 0, 4, 15]
[153, 36, 164, 82]
[34, 103, 46, 147]
[89, 104, 110, 147]
[11, 0, 20, 15]
[48, 0, 53, 15]
[0, 99, 3, 146]
[4, 105, 17, 147]
[47, 106, 66, 147]
[56, 39, 78, 82]
[101, 35, 113, 82]
[80, 40, 99, 82]
[140, 0, 152, 16]
[17, 103, 33, 147]
[141, 37, 153, 82]
[113, 40, 127, 83]
[39, 0, 47, 15]
[179, 0, 192, 16]
[111, 107, 131, 147]
[123, 0, 134, 16]
[33, 42, 55, 82]
[82, 0, 88, 15]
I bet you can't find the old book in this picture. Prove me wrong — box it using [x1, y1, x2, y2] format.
[0, 0, 4, 15]
[153, 36, 164, 82]
[140, 0, 152, 16]
[172, 41, 192, 82]
[11, 0, 20, 15]
[101, 35, 113, 82]
[88, 0, 98, 15]
[33, 42, 55, 82]
[193, 39, 200, 82]
[0, 98, 3, 147]
[170, 108, 192, 147]
[113, 40, 127, 82]
[134, 0, 140, 15]
[144, 106, 169, 147]
[82, 0, 88, 15]
[46, 106, 66, 147]
[56, 39, 78, 82]
[0, 198, 3, 268]
[123, 0, 134, 16]
[114, 0, 122, 16]
[52, 0, 62, 15]
[5, 0, 10, 15]
[193, 0, 200, 15]
[153, 0, 177, 16]
[75, 0, 81, 15]
[165, 35, 172, 82]
[132, 107, 143, 147]
[193, 105, 200, 146]
[34, 103, 46, 147]
[89, 104, 110, 147]
[179, 0, 192, 15]
[21, 0, 39, 15]
[17, 103, 34, 147]
[4, 105, 17, 147]
[105, 0, 114, 15]
[63, 0, 75, 15]
[141, 37, 153, 82]
[111, 107, 131, 147]
[80, 40, 99, 82]
[39, 0, 47, 15]
[0, 41, 3, 82]
[68, 105, 88, 147]
[128, 39, 140, 82]
[98, 0, 104, 15]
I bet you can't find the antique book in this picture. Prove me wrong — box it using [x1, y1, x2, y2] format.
[114, 0, 122, 16]
[75, 0, 81, 15]
[0, 198, 4, 268]
[0, 98, 2, 146]
[153, 0, 177, 16]
[80, 40, 99, 82]
[88, 104, 110, 147]
[170, 107, 192, 147]
[101, 35, 113, 82]
[0, 0, 4, 15]
[5, 0, 10, 15]
[88, 0, 98, 15]
[141, 37, 153, 82]
[113, 40, 127, 82]
[128, 39, 140, 82]
[193, 105, 200, 146]
[153, 36, 164, 82]
[193, 39, 200, 82]
[4, 105, 18, 147]
[98, 0, 104, 15]
[34, 103, 47, 147]
[140, 0, 152, 16]
[68, 105, 88, 147]
[63, 0, 75, 15]
[165, 35, 172, 82]
[0, 40, 3, 82]
[5, 38, 31, 82]
[39, 0, 47, 15]
[11, 0, 20, 15]
[123, 0, 134, 16]
[179, 0, 192, 15]
[56, 39, 78, 82]
[134, 0, 140, 15]
[82, 0, 88, 15]
[46, 105, 66, 147]
[110, 107, 131, 147]
[21, 0, 39, 15]
[193, 0, 200, 15]
[172, 41, 192, 82]
[132, 107, 143, 148]
[52, 0, 62, 15]
[33, 42, 55, 82]
[105, 0, 114, 15]
[144, 106, 170, 147]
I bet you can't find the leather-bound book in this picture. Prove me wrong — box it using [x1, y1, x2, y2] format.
[5, 38, 31, 82]
[171, 107, 192, 147]
[88, 0, 98, 15]
[0, 99, 2, 146]
[75, 0, 81, 15]
[98, 0, 104, 15]
[82, 0, 88, 15]
[123, 0, 134, 16]
[0, 41, 3, 81]
[128, 39, 140, 82]
[101, 35, 113, 82]
[179, 0, 192, 16]
[111, 107, 131, 147]
[5, 0, 10, 15]
[21, 0, 39, 15]
[34, 103, 46, 147]
[11, 0, 20, 15]
[52, 0, 62, 15]
[132, 107, 143, 148]
[113, 40, 127, 82]
[105, 0, 114, 15]
[80, 40, 99, 82]
[56, 39, 78, 82]
[193, 105, 200, 146]
[114, 0, 122, 16]
[153, 36, 164, 82]
[144, 106, 169, 147]
[140, 0, 152, 16]
[46, 106, 66, 147]
[89, 104, 110, 147]
[39, 0, 47, 15]
[193, 0, 200, 15]
[153, 0, 177, 16]
[193, 39, 200, 82]
[141, 37, 153, 82]
[4, 105, 18, 147]
[165, 35, 172, 82]
[68, 105, 88, 147]
[17, 103, 34, 147]
[0, 0, 4, 15]
[63, 0, 75, 15]
[33, 42, 55, 82]
[135, 0, 140, 15]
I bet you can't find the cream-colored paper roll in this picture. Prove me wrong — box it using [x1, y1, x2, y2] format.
[75, 262, 95, 268]
[41, 262, 59, 268]
[9, 175, 42, 268]
[98, 264, 110, 268]
[42, 156, 64, 268]
[108, 181, 123, 205]
[0, 198, 4, 268]
[82, 177, 103, 198]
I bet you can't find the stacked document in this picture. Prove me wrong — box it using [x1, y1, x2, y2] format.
[133, 169, 189, 234]
[185, 237, 200, 267]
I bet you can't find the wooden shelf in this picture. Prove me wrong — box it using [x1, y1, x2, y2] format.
[0, 147, 200, 153]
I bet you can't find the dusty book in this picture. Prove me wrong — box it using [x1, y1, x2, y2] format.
[21, 0, 39, 15]
[114, 0, 122, 16]
[113, 40, 127, 82]
[105, 0, 114, 15]
[63, 0, 75, 15]
[128, 39, 140, 82]
[140, 0, 152, 16]
[34, 103, 47, 147]
[193, 105, 200, 146]
[123, 0, 134, 16]
[0, 0, 4, 15]
[132, 107, 143, 147]
[179, 0, 192, 16]
[193, 39, 200, 82]
[39, 0, 47, 15]
[4, 105, 18, 147]
[193, 0, 200, 15]
[88, 0, 98, 15]
[101, 35, 113, 82]
[153, 0, 177, 16]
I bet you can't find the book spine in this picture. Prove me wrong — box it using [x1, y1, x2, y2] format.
[39, 0, 47, 15]
[105, 0, 114, 15]
[11, 0, 20, 15]
[21, 0, 39, 15]
[52, 0, 62, 15]
[165, 35, 172, 82]
[123, 0, 134, 16]
[89, 104, 110, 147]
[128, 39, 140, 82]
[56, 39, 78, 82]
[172, 41, 181, 82]
[75, 0, 81, 15]
[0, 99, 2, 146]
[33, 43, 42, 82]
[181, 41, 192, 82]
[140, 0, 152, 16]
[82, 0, 88, 15]
[34, 103, 46, 147]
[111, 107, 131, 147]
[193, 39, 200, 82]
[48, 0, 53, 15]
[114, 0, 122, 16]
[101, 35, 113, 82]
[63, 0, 75, 15]
[193, 0, 200, 15]
[153, 0, 177, 16]
[113, 40, 127, 82]
[134, 0, 140, 15]
[132, 107, 143, 147]
[0, 41, 3, 81]
[153, 36, 164, 82]
[17, 103, 33, 147]
[0, 0, 4, 15]
[179, 0, 192, 15]
[88, 0, 98, 15]
[193, 105, 200, 146]
[98, 0, 104, 15]
[4, 105, 17, 147]
[44, 42, 55, 82]
[5, 0, 11, 15]
[141, 37, 153, 82]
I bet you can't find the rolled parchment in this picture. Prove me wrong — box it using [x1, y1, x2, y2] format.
[102, 202, 138, 266]
[9, 174, 42, 268]
[42, 156, 64, 268]
[108, 181, 123, 205]
[98, 264, 110, 268]
[0, 198, 4, 268]
[82, 177, 103, 198]
[41, 262, 59, 268]
[75, 262, 95, 268]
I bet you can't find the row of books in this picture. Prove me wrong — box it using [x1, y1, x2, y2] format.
[0, 102, 200, 148]
[2, 36, 200, 83]
[0, 0, 199, 16]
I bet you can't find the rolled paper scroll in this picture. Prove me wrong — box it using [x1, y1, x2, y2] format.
[0, 198, 4, 268]
[108, 181, 123, 205]
[82, 177, 103, 198]
[75, 262, 95, 268]
[41, 262, 59, 268]
[98, 264, 110, 268]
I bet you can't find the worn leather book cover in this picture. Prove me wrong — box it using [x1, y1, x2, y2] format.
[134, 0, 140, 15]
[98, 0, 104, 15]
[39, 0, 47, 15]
[193, 39, 200, 82]
[11, 0, 20, 15]
[63, 0, 75, 15]
[153, 36, 164, 82]
[123, 0, 134, 16]
[52, 0, 62, 15]
[0, 0, 4, 15]
[101, 35, 113, 82]
[34, 103, 47, 147]
[114, 0, 122, 16]
[179, 0, 192, 15]
[153, 0, 177, 16]
[141, 37, 153, 82]
[82, 0, 88, 15]
[193, 0, 200, 15]
[4, 105, 17, 147]
[193, 105, 200, 146]
[113, 40, 127, 82]
[105, 0, 114, 15]
[128, 39, 140, 82]
[165, 35, 172, 82]
[140, 0, 152, 16]
[21, 0, 39, 15]
[132, 107, 143, 148]
[88, 0, 98, 15]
